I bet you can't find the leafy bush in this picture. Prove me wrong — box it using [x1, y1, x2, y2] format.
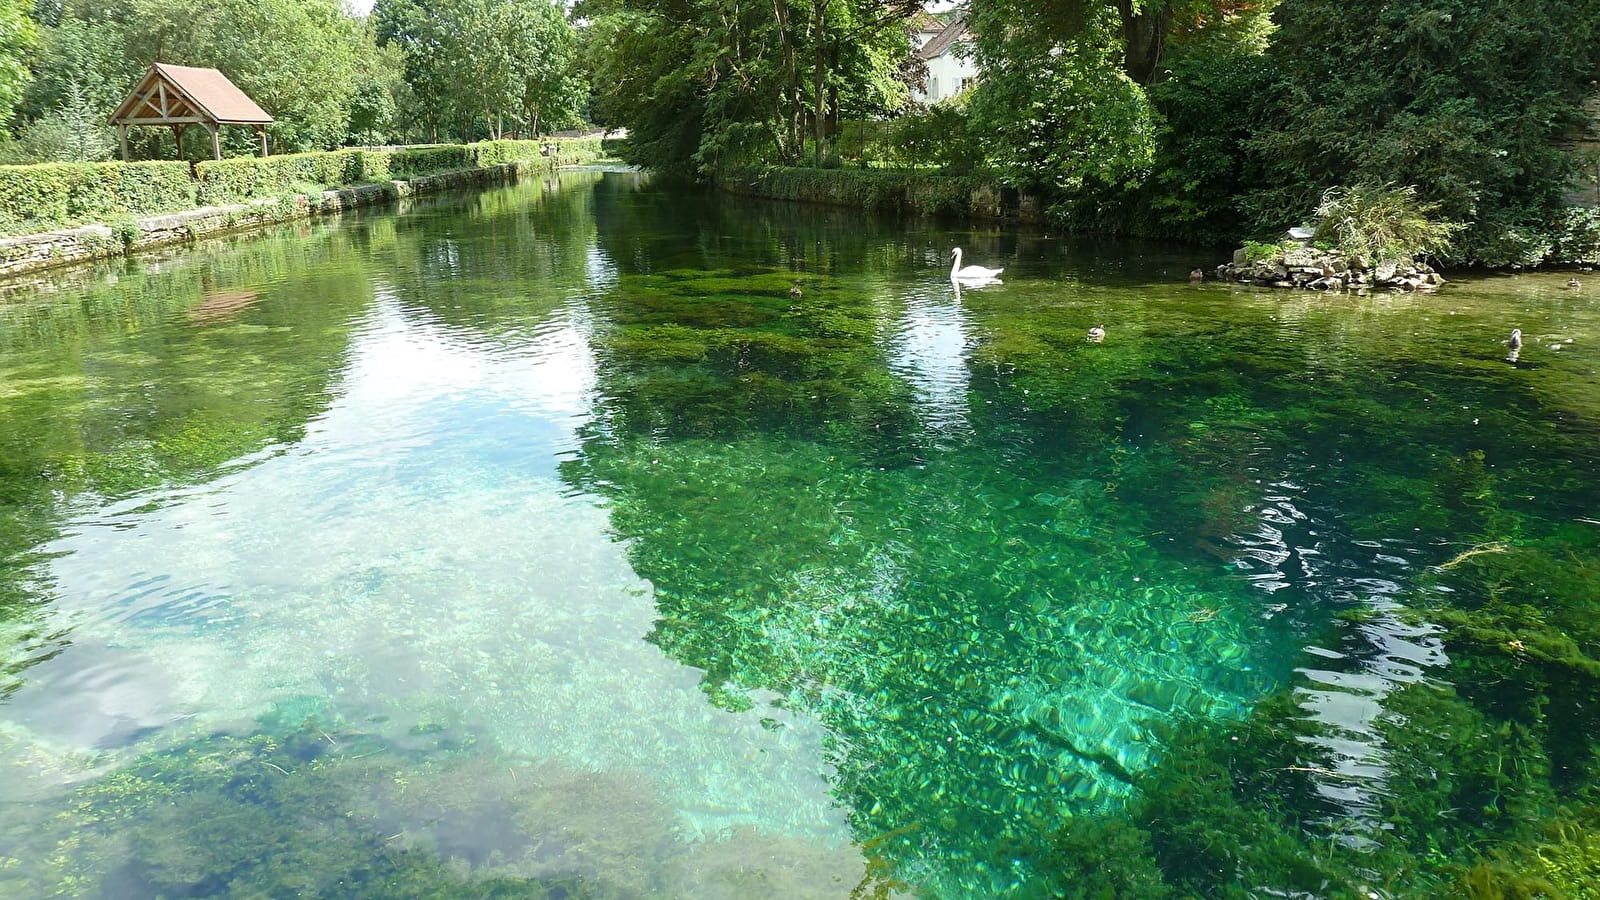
[883, 101, 981, 174]
[1310, 184, 1463, 264]
[0, 161, 193, 234]
[0, 84, 116, 165]
[1241, 239, 1299, 263]
[472, 137, 603, 167]
[1551, 207, 1600, 265]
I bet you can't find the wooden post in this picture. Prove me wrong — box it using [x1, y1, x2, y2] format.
[171, 124, 186, 162]
[257, 125, 268, 158]
[118, 124, 130, 161]
[208, 123, 221, 160]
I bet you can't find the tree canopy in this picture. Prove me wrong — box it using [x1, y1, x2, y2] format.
[374, 0, 585, 142]
[579, 0, 919, 174]
[2, 0, 587, 162]
[0, 0, 38, 125]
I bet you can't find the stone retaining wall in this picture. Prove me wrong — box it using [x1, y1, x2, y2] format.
[1561, 92, 1600, 207]
[0, 158, 572, 281]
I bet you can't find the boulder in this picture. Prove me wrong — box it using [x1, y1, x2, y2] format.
[1283, 247, 1317, 268]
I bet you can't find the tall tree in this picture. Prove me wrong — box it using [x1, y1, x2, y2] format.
[119, 0, 363, 151]
[1245, 0, 1600, 264]
[972, 0, 1204, 86]
[0, 0, 38, 127]
[967, 0, 1159, 196]
[376, 0, 584, 142]
[580, 0, 913, 174]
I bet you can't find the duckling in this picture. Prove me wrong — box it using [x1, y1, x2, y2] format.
[1568, 277, 1581, 289]
[1189, 268, 1204, 282]
[1087, 325, 1106, 343]
[788, 285, 804, 299]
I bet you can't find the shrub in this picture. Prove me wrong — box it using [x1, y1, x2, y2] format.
[471, 138, 601, 167]
[1310, 183, 1463, 264]
[1551, 207, 1600, 265]
[884, 101, 980, 174]
[1241, 239, 1298, 263]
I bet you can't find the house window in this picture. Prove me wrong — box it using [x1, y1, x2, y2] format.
[929, 77, 939, 98]
[960, 77, 976, 93]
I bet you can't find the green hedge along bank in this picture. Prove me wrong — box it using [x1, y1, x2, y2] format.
[0, 138, 602, 278]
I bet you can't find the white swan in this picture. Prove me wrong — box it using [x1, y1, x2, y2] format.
[950, 247, 1003, 282]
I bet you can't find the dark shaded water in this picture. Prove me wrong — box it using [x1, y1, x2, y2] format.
[1, 170, 1597, 897]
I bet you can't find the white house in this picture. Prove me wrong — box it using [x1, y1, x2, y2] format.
[910, 13, 978, 105]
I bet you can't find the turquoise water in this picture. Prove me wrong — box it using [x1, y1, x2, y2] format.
[1, 171, 1598, 897]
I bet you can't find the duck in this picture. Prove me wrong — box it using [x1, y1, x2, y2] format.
[950, 248, 1003, 282]
[1087, 325, 1106, 343]
[1506, 328, 1522, 351]
[788, 285, 804, 299]
[1568, 278, 1582, 289]
[1189, 268, 1204, 281]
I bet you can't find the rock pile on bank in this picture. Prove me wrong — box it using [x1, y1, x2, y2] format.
[1215, 244, 1446, 292]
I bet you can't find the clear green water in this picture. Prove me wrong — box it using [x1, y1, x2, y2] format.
[0, 171, 1597, 897]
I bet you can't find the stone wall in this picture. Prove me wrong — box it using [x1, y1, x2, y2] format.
[0, 158, 578, 281]
[1560, 92, 1600, 207]
[1215, 243, 1445, 293]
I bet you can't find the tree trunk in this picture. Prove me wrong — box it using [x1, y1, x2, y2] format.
[812, 1, 826, 166]
[827, 41, 840, 142]
[773, 0, 800, 161]
[1116, 0, 1173, 86]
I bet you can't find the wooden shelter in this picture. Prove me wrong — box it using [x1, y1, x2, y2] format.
[109, 63, 274, 161]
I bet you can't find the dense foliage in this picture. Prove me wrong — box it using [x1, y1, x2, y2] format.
[1, 0, 589, 162]
[579, 0, 920, 174]
[1247, 0, 1600, 265]
[578, 0, 1600, 266]
[0, 158, 191, 232]
[0, 0, 37, 126]
[373, 0, 585, 142]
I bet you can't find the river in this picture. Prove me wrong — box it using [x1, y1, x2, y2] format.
[1, 169, 1596, 897]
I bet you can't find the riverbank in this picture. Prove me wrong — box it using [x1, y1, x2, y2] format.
[0, 141, 602, 280]
[720, 165, 1049, 223]
[719, 166, 1600, 275]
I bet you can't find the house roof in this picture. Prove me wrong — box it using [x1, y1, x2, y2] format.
[109, 63, 273, 126]
[915, 15, 971, 61]
[908, 10, 944, 33]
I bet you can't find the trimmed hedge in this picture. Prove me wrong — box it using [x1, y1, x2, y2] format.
[193, 140, 601, 203]
[385, 145, 474, 179]
[472, 138, 604, 167]
[195, 150, 370, 205]
[1, 139, 603, 236]
[0, 161, 194, 234]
